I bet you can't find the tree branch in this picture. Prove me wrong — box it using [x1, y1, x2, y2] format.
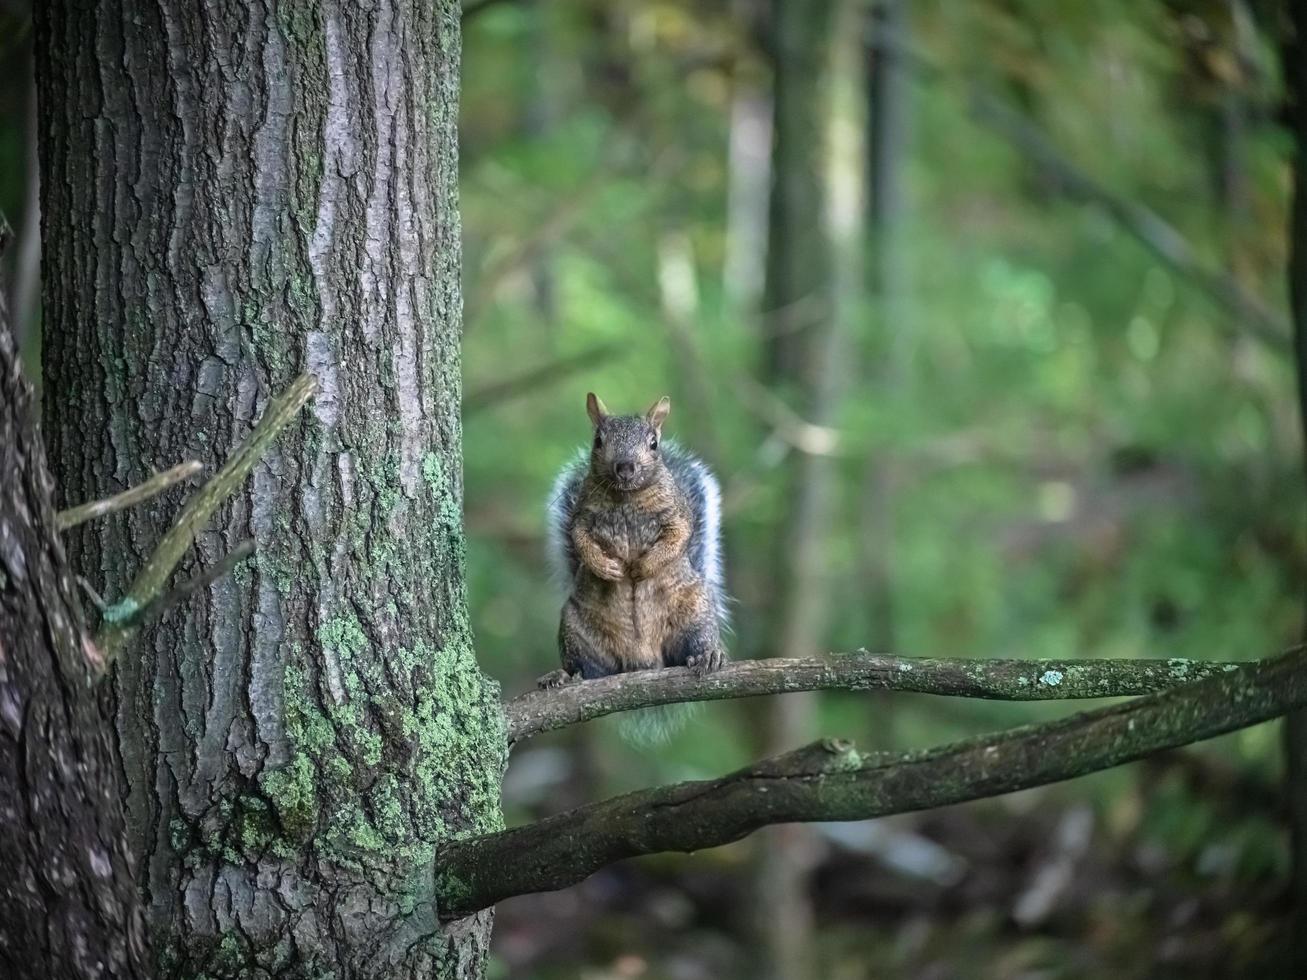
[441, 644, 1307, 918]
[55, 459, 203, 530]
[125, 539, 256, 625]
[463, 344, 622, 414]
[95, 375, 316, 668]
[504, 650, 1246, 743]
[885, 40, 1291, 351]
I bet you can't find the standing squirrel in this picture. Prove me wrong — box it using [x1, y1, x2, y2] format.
[540, 392, 728, 690]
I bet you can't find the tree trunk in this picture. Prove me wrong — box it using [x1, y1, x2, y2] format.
[1283, 0, 1307, 969]
[859, 0, 911, 660]
[751, 2, 846, 976]
[35, 2, 505, 976]
[0, 227, 150, 979]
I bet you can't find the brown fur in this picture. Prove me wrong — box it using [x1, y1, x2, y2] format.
[541, 395, 726, 687]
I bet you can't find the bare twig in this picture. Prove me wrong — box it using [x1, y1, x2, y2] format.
[94, 374, 317, 669]
[55, 459, 203, 530]
[732, 377, 849, 457]
[127, 539, 256, 624]
[504, 649, 1247, 743]
[887, 40, 1291, 351]
[464, 344, 623, 414]
[440, 644, 1307, 917]
[75, 576, 107, 613]
[460, 0, 515, 22]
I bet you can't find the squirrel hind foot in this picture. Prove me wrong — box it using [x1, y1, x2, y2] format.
[686, 648, 727, 678]
[537, 668, 581, 690]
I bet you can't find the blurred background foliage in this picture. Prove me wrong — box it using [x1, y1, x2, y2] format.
[4, 0, 1306, 976]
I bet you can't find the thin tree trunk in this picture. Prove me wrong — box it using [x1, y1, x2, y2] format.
[0, 228, 150, 978]
[35, 2, 504, 976]
[723, 0, 772, 311]
[859, 0, 911, 659]
[751, 2, 846, 976]
[1283, 0, 1307, 969]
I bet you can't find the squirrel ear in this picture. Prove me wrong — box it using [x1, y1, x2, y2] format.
[646, 396, 671, 431]
[586, 392, 609, 427]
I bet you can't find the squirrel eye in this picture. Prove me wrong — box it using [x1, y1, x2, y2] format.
[594, 432, 603, 448]
[648, 434, 658, 451]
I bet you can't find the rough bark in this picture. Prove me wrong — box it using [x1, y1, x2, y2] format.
[1283, 0, 1307, 968]
[36, 2, 504, 976]
[0, 235, 149, 977]
[504, 651, 1247, 743]
[441, 643, 1307, 918]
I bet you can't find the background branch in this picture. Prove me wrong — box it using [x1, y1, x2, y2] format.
[442, 644, 1307, 917]
[505, 650, 1247, 743]
[889, 40, 1291, 351]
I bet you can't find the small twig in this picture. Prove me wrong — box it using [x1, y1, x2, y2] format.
[76, 576, 107, 613]
[94, 374, 317, 670]
[732, 377, 849, 457]
[126, 540, 256, 624]
[56, 460, 203, 530]
[464, 345, 624, 414]
[460, 0, 515, 22]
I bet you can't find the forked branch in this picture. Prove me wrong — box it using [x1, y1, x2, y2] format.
[441, 644, 1307, 917]
[505, 650, 1245, 743]
[95, 375, 317, 668]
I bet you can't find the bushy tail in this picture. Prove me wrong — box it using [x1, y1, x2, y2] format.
[615, 702, 701, 747]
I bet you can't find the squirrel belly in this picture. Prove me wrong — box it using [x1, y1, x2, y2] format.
[541, 394, 728, 691]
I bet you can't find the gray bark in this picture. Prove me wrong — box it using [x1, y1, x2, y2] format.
[35, 1, 505, 976]
[0, 227, 150, 979]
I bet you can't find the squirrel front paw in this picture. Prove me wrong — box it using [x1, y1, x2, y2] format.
[686, 648, 727, 678]
[537, 668, 581, 689]
[591, 557, 625, 581]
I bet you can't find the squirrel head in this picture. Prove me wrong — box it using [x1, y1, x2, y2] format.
[585, 392, 671, 493]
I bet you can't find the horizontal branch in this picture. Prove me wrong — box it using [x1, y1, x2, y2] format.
[55, 459, 202, 530]
[440, 644, 1307, 918]
[504, 650, 1245, 743]
[95, 375, 316, 669]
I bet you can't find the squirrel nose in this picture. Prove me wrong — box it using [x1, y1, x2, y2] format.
[615, 460, 636, 479]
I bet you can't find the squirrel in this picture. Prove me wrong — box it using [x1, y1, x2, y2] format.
[539, 392, 728, 690]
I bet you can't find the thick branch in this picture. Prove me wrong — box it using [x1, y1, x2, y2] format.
[55, 458, 202, 530]
[442, 645, 1307, 918]
[95, 374, 317, 666]
[504, 650, 1245, 743]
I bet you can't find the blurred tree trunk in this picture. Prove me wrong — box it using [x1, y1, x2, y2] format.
[859, 0, 912, 675]
[522, 0, 558, 328]
[1284, 0, 1307, 968]
[35, 2, 505, 976]
[751, 2, 857, 977]
[0, 228, 150, 978]
[723, 0, 773, 311]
